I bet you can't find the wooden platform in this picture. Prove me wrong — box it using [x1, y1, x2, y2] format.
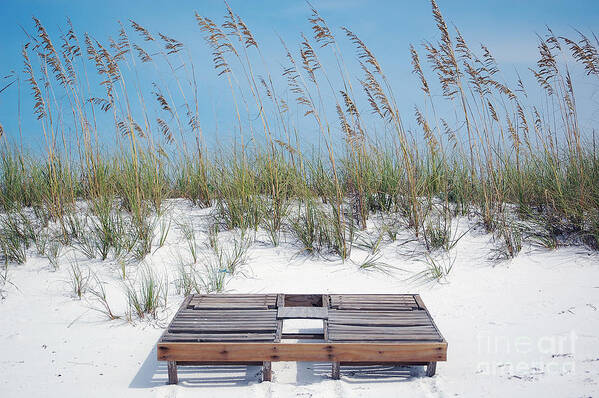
[157, 294, 447, 383]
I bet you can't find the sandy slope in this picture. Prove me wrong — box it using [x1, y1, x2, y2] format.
[1, 201, 598, 397]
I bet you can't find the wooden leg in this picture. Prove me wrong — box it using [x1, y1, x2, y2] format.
[426, 361, 436, 377]
[262, 361, 272, 382]
[167, 361, 178, 384]
[331, 362, 340, 380]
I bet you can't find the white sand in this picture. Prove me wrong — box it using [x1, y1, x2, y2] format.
[1, 200, 598, 397]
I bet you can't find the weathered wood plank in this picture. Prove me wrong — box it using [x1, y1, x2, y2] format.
[173, 320, 275, 325]
[275, 294, 284, 342]
[331, 297, 416, 301]
[323, 295, 330, 341]
[171, 320, 277, 325]
[194, 304, 269, 310]
[190, 294, 278, 298]
[173, 315, 278, 320]
[161, 333, 277, 342]
[329, 311, 429, 317]
[281, 333, 324, 339]
[167, 361, 178, 384]
[327, 333, 442, 339]
[335, 305, 419, 311]
[284, 294, 323, 307]
[176, 361, 263, 366]
[328, 325, 438, 333]
[164, 333, 277, 339]
[426, 361, 437, 376]
[331, 298, 417, 303]
[328, 318, 430, 324]
[262, 361, 272, 381]
[177, 309, 277, 315]
[157, 342, 447, 362]
[169, 325, 277, 333]
[331, 362, 340, 379]
[329, 294, 416, 297]
[173, 319, 276, 324]
[328, 335, 443, 342]
[189, 294, 278, 310]
[339, 361, 429, 366]
[330, 296, 416, 302]
[329, 295, 419, 310]
[328, 329, 442, 337]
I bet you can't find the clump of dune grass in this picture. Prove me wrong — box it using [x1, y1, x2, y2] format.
[213, 230, 251, 274]
[178, 218, 199, 263]
[493, 220, 524, 260]
[125, 266, 168, 320]
[0, 212, 32, 265]
[45, 240, 62, 270]
[88, 274, 120, 320]
[155, 215, 171, 252]
[414, 253, 456, 283]
[0, 262, 11, 299]
[68, 259, 90, 299]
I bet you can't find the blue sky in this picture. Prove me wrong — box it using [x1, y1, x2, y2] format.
[1, 0, 598, 152]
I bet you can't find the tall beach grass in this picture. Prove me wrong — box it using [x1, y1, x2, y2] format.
[0, 0, 597, 277]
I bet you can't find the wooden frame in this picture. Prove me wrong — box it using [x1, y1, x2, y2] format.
[157, 294, 447, 383]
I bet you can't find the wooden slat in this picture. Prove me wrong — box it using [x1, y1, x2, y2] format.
[176, 361, 264, 366]
[329, 311, 429, 318]
[275, 294, 284, 342]
[189, 294, 277, 310]
[329, 309, 427, 315]
[328, 333, 440, 339]
[331, 298, 416, 302]
[176, 315, 276, 320]
[194, 304, 269, 310]
[175, 315, 276, 320]
[323, 295, 330, 342]
[331, 298, 417, 303]
[189, 298, 274, 303]
[174, 319, 274, 324]
[339, 361, 429, 366]
[328, 331, 440, 338]
[335, 305, 418, 311]
[177, 309, 277, 315]
[332, 299, 417, 303]
[328, 325, 438, 333]
[281, 333, 324, 339]
[157, 342, 447, 362]
[328, 334, 443, 342]
[329, 294, 419, 311]
[175, 323, 273, 328]
[171, 320, 277, 325]
[284, 294, 323, 307]
[169, 325, 277, 332]
[329, 319, 432, 327]
[170, 321, 277, 327]
[328, 315, 430, 321]
[329, 295, 416, 301]
[161, 333, 276, 342]
[190, 294, 277, 298]
[332, 294, 414, 298]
